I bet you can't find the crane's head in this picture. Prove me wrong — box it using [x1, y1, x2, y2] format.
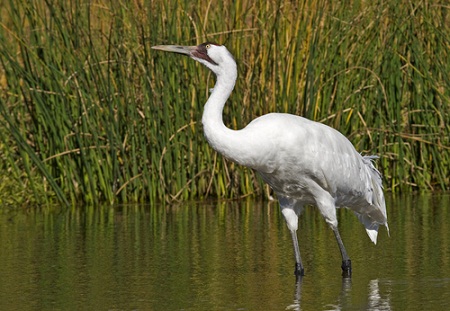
[151, 42, 235, 77]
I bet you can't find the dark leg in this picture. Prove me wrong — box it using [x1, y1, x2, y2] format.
[290, 230, 305, 277]
[331, 226, 352, 277]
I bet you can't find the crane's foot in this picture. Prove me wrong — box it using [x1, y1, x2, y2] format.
[294, 263, 305, 278]
[341, 259, 352, 278]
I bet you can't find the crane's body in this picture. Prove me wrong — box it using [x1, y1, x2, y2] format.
[152, 42, 389, 277]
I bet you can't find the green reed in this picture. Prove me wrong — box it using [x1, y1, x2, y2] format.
[0, 0, 448, 205]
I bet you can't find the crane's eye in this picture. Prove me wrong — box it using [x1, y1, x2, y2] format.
[206, 44, 211, 49]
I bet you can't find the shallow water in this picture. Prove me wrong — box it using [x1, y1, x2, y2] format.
[1, 194, 449, 310]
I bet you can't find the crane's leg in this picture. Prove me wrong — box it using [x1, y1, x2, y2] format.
[290, 229, 304, 277]
[330, 225, 352, 277]
[279, 197, 304, 277]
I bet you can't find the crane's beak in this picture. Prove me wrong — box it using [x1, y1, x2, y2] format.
[151, 45, 196, 56]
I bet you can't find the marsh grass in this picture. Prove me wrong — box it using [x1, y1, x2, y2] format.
[0, 0, 449, 205]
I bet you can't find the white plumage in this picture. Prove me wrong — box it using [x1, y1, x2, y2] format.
[152, 42, 389, 277]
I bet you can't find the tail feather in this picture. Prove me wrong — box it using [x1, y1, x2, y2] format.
[366, 228, 379, 244]
[357, 214, 380, 243]
[360, 156, 389, 242]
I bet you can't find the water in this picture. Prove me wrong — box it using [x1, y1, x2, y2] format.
[1, 194, 449, 310]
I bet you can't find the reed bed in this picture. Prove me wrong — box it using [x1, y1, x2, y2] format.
[0, 0, 449, 205]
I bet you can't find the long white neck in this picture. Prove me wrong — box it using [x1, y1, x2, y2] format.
[201, 60, 252, 166]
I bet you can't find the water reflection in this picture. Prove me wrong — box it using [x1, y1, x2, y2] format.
[286, 278, 302, 310]
[367, 279, 391, 310]
[288, 277, 393, 311]
[0, 194, 449, 310]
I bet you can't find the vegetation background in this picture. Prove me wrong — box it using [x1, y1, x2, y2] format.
[0, 0, 449, 206]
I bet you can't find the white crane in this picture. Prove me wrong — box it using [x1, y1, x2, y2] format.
[152, 42, 389, 277]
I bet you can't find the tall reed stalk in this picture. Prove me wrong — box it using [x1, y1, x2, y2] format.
[0, 0, 448, 205]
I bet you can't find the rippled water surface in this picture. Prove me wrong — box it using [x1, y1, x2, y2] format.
[1, 194, 449, 310]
